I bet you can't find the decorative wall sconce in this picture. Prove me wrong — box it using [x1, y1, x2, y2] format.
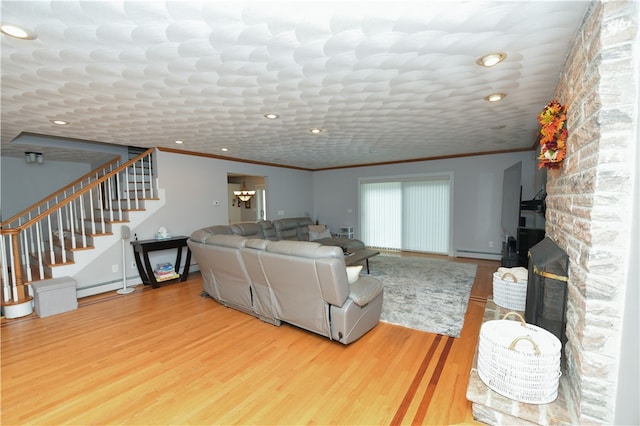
[25, 151, 44, 164]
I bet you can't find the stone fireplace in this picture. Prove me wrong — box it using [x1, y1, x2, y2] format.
[468, 2, 638, 424]
[547, 1, 638, 423]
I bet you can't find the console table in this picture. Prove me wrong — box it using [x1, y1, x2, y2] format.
[131, 236, 191, 288]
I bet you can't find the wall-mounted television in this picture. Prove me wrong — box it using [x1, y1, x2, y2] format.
[501, 161, 522, 239]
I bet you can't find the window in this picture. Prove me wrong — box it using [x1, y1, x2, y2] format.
[360, 175, 451, 254]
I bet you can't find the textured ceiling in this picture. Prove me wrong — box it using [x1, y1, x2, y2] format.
[1, 1, 589, 170]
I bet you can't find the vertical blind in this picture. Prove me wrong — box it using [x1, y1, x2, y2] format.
[360, 176, 450, 254]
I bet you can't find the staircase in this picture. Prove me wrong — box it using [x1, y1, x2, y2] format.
[1, 148, 162, 316]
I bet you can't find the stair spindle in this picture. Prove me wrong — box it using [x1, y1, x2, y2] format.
[79, 192, 87, 248]
[37, 222, 45, 280]
[56, 208, 67, 264]
[89, 187, 97, 235]
[115, 174, 123, 221]
[68, 200, 76, 250]
[133, 159, 139, 210]
[142, 157, 147, 199]
[1, 235, 10, 302]
[125, 167, 131, 211]
[21, 230, 33, 282]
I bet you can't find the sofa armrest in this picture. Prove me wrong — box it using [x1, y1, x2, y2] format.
[349, 276, 383, 307]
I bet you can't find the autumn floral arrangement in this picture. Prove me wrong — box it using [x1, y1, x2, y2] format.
[537, 100, 568, 170]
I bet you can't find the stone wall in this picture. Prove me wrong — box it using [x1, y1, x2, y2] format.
[544, 1, 638, 423]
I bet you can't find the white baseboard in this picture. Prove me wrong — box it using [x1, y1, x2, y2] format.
[75, 264, 200, 299]
[455, 249, 502, 261]
[76, 278, 143, 298]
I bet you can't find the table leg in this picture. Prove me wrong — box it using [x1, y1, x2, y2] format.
[180, 248, 192, 282]
[133, 251, 150, 285]
[142, 248, 160, 288]
[174, 246, 183, 279]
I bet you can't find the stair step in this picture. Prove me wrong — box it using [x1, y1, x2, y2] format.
[31, 252, 75, 268]
[78, 229, 113, 237]
[96, 207, 145, 212]
[52, 239, 95, 251]
[83, 219, 113, 231]
[21, 264, 52, 283]
[120, 197, 159, 201]
[127, 181, 153, 186]
[86, 231, 114, 237]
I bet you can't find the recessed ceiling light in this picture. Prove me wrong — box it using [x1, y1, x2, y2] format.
[51, 119, 70, 125]
[309, 128, 323, 134]
[174, 140, 183, 144]
[476, 52, 507, 67]
[221, 148, 229, 152]
[264, 113, 279, 119]
[484, 93, 507, 102]
[0, 24, 36, 40]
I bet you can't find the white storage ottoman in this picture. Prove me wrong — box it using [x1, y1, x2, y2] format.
[31, 277, 78, 318]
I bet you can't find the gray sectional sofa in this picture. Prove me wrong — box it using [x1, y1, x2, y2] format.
[188, 219, 383, 344]
[190, 217, 365, 252]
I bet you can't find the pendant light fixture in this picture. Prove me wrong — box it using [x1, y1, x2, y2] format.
[234, 179, 256, 202]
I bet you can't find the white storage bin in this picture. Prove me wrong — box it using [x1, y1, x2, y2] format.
[493, 267, 528, 311]
[31, 277, 78, 318]
[477, 312, 561, 404]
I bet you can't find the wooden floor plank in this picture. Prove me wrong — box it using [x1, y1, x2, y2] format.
[1, 255, 498, 425]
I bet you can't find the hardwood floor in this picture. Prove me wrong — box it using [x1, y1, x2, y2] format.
[1, 255, 498, 425]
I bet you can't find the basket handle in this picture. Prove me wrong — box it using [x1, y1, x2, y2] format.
[500, 272, 518, 282]
[508, 336, 541, 355]
[502, 311, 527, 326]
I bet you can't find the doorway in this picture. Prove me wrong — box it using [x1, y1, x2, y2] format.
[227, 174, 266, 224]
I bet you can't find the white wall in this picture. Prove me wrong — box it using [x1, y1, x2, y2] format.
[312, 150, 540, 259]
[0, 156, 92, 219]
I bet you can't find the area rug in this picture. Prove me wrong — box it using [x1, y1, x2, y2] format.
[368, 254, 478, 338]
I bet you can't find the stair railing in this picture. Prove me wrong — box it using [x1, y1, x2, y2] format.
[1, 148, 157, 309]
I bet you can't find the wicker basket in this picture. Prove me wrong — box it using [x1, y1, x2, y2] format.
[493, 271, 527, 311]
[477, 312, 561, 404]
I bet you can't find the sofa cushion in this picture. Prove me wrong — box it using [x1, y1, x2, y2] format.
[230, 222, 264, 238]
[310, 228, 332, 241]
[245, 238, 269, 250]
[296, 217, 314, 240]
[308, 224, 325, 233]
[297, 217, 314, 226]
[266, 240, 325, 258]
[272, 218, 300, 240]
[204, 234, 247, 249]
[258, 221, 279, 241]
[190, 225, 231, 242]
[346, 265, 363, 284]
